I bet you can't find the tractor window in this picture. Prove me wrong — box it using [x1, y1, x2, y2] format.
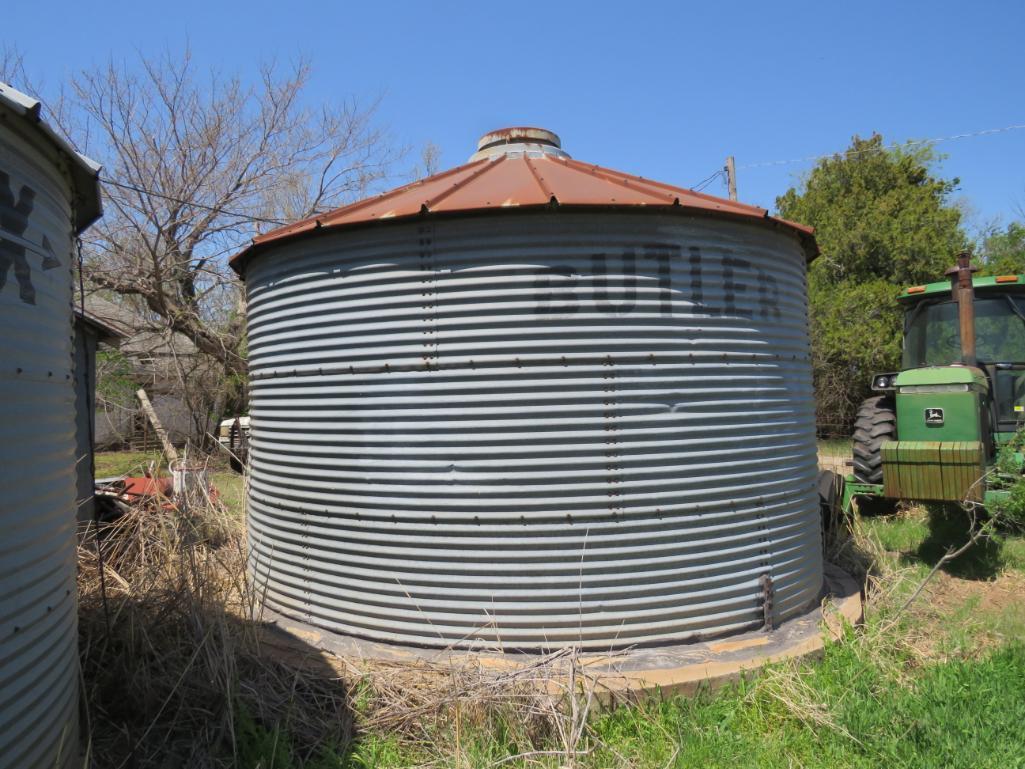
[994, 369, 1025, 426]
[903, 297, 1025, 368]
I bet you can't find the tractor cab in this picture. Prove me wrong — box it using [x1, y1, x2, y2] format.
[899, 275, 1025, 442]
[842, 253, 1025, 510]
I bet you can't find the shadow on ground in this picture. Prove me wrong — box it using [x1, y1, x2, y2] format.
[899, 504, 1005, 581]
[824, 516, 878, 589]
[80, 595, 358, 768]
[77, 508, 358, 768]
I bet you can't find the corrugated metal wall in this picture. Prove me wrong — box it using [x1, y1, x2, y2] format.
[0, 119, 79, 765]
[244, 212, 822, 651]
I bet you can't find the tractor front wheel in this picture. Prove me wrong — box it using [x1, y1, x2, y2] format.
[852, 395, 896, 485]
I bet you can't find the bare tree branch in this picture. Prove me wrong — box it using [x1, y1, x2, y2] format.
[62, 49, 396, 381]
[33, 48, 400, 446]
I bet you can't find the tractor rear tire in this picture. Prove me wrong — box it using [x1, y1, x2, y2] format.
[817, 469, 842, 532]
[852, 395, 896, 485]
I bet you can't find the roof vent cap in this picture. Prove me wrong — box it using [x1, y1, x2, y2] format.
[469, 126, 570, 161]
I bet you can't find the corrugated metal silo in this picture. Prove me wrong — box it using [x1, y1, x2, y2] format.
[0, 82, 102, 767]
[232, 128, 822, 651]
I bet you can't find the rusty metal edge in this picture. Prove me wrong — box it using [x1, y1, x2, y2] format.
[230, 204, 819, 276]
[255, 563, 859, 703]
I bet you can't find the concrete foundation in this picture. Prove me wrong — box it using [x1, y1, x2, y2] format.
[257, 564, 862, 699]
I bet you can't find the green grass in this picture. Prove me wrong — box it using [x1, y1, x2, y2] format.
[860, 504, 1025, 579]
[94, 449, 165, 477]
[211, 470, 245, 517]
[588, 643, 1025, 769]
[1001, 536, 1025, 571]
[818, 438, 851, 456]
[986, 602, 1025, 644]
[860, 512, 930, 552]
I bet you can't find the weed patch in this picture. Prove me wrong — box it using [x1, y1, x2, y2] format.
[79, 452, 1025, 768]
[78, 489, 354, 767]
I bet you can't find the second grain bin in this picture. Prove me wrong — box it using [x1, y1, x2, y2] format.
[231, 127, 822, 652]
[0, 82, 102, 767]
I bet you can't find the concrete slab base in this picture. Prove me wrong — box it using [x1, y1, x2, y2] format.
[258, 563, 862, 699]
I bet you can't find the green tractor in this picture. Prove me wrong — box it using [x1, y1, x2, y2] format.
[835, 252, 1025, 514]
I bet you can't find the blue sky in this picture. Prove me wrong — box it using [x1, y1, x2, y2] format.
[7, 0, 1024, 234]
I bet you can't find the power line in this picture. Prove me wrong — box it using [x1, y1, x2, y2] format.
[100, 119, 1025, 216]
[691, 168, 724, 192]
[99, 176, 289, 226]
[736, 122, 1025, 171]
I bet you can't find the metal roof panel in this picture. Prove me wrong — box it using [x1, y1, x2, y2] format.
[232, 128, 817, 272]
[0, 81, 102, 233]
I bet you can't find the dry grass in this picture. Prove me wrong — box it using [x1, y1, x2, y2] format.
[745, 664, 862, 745]
[77, 480, 355, 768]
[77, 470, 617, 768]
[336, 649, 611, 767]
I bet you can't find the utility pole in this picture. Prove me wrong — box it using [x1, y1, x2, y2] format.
[725, 156, 737, 201]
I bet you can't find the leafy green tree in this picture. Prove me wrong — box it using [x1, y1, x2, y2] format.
[777, 134, 968, 432]
[778, 134, 966, 285]
[807, 275, 904, 432]
[95, 349, 139, 411]
[978, 222, 1025, 276]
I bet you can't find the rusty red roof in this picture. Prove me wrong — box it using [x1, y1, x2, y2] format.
[230, 128, 816, 273]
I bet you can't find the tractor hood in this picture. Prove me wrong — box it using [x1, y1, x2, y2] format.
[884, 364, 990, 499]
[894, 366, 988, 391]
[894, 366, 987, 443]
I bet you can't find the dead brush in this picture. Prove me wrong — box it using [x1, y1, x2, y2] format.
[336, 647, 606, 768]
[77, 482, 609, 768]
[77, 488, 354, 768]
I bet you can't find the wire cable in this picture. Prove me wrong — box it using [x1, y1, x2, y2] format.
[99, 119, 1025, 217]
[737, 122, 1025, 171]
[99, 176, 289, 226]
[690, 168, 724, 192]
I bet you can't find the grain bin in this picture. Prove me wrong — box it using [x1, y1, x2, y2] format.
[231, 127, 822, 652]
[0, 82, 102, 766]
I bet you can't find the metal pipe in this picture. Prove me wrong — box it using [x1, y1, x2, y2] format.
[949, 250, 978, 367]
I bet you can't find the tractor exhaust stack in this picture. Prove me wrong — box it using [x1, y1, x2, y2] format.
[947, 250, 978, 367]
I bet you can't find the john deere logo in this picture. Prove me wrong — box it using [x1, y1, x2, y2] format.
[925, 408, 945, 426]
[0, 170, 61, 306]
